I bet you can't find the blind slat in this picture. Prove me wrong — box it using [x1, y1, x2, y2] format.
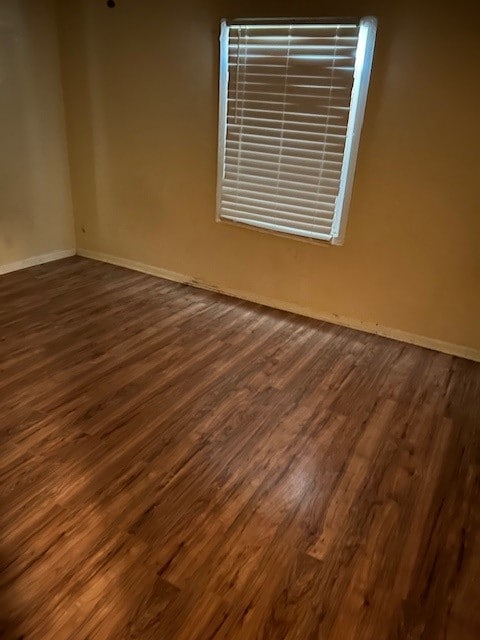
[225, 148, 344, 168]
[223, 172, 340, 193]
[229, 36, 358, 46]
[225, 165, 342, 181]
[228, 86, 353, 98]
[223, 175, 340, 194]
[225, 160, 342, 182]
[226, 117, 348, 134]
[229, 79, 353, 91]
[222, 210, 333, 232]
[221, 212, 333, 239]
[226, 106, 350, 122]
[222, 190, 336, 214]
[228, 62, 355, 73]
[221, 203, 335, 228]
[224, 180, 336, 207]
[226, 136, 346, 151]
[227, 129, 348, 144]
[228, 43, 356, 50]
[226, 132, 347, 148]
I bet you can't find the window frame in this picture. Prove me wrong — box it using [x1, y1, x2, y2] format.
[216, 16, 377, 245]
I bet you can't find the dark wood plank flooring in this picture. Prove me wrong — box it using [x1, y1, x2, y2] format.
[0, 256, 479, 639]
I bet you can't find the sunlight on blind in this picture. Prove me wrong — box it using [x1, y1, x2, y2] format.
[216, 18, 377, 244]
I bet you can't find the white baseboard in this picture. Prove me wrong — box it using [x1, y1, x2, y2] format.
[76, 248, 480, 363]
[0, 249, 76, 276]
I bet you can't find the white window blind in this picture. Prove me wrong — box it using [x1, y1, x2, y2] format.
[216, 17, 377, 244]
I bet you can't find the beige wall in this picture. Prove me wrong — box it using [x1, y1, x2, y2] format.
[56, 0, 480, 351]
[0, 0, 75, 267]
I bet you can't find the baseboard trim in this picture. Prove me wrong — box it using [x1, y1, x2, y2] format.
[76, 248, 480, 363]
[0, 249, 76, 276]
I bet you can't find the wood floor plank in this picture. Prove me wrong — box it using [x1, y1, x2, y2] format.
[0, 256, 479, 639]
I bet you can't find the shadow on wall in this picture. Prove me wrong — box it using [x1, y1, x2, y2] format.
[56, 0, 101, 249]
[0, 2, 35, 262]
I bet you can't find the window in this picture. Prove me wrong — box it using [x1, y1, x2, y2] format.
[216, 17, 377, 244]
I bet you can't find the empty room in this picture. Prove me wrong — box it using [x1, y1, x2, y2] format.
[1, 0, 479, 638]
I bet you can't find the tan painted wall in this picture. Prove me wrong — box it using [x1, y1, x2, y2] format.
[56, 0, 480, 351]
[0, 0, 75, 267]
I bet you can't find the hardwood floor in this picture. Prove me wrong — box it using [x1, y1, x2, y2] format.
[0, 256, 479, 640]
